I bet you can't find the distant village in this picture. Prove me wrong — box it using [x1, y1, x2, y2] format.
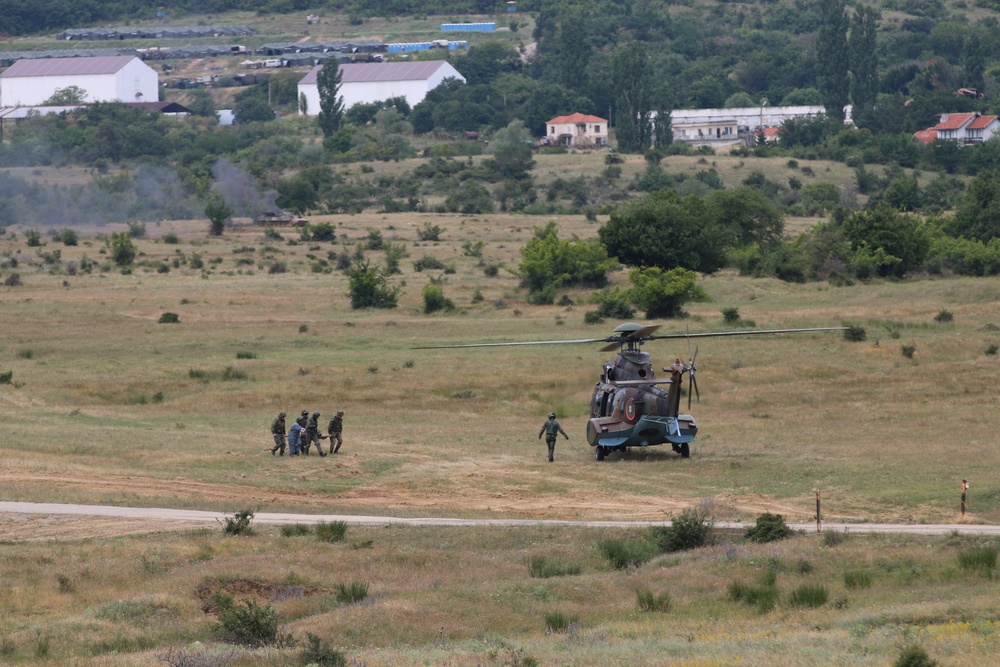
[0, 21, 993, 148]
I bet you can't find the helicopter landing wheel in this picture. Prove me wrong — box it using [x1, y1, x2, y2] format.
[679, 443, 690, 458]
[596, 446, 606, 461]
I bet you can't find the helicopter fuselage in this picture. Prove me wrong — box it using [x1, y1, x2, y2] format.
[586, 350, 697, 459]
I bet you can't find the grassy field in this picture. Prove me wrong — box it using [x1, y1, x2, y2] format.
[1, 211, 999, 664]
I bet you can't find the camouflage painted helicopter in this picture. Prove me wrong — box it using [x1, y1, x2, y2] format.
[420, 322, 847, 461]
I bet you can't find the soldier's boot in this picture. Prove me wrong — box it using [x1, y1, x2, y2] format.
[334, 445, 340, 453]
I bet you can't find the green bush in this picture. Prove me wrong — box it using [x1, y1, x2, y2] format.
[413, 255, 446, 272]
[627, 266, 706, 319]
[985, 344, 998, 356]
[417, 223, 443, 241]
[518, 222, 616, 297]
[823, 530, 847, 547]
[958, 545, 997, 574]
[214, 599, 291, 648]
[728, 571, 779, 613]
[901, 344, 916, 359]
[597, 536, 657, 570]
[235, 351, 256, 359]
[528, 556, 582, 578]
[59, 228, 79, 246]
[158, 312, 180, 324]
[843, 325, 867, 342]
[221, 366, 248, 381]
[335, 581, 369, 605]
[843, 570, 873, 589]
[636, 588, 672, 612]
[280, 523, 312, 537]
[423, 283, 455, 314]
[346, 260, 399, 309]
[787, 583, 828, 608]
[894, 645, 937, 667]
[221, 509, 255, 536]
[0, 370, 13, 385]
[106, 232, 136, 266]
[933, 309, 953, 323]
[316, 521, 348, 543]
[300, 633, 346, 666]
[654, 508, 714, 553]
[744, 513, 793, 543]
[543, 611, 578, 632]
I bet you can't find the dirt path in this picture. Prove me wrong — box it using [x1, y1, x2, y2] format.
[2, 501, 998, 542]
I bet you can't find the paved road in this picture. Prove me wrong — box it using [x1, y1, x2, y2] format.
[3, 501, 1000, 535]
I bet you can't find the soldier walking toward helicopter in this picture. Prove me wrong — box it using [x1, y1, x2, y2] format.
[538, 411, 569, 462]
[270, 411, 286, 456]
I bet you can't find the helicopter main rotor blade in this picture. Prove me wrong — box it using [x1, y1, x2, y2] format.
[647, 327, 848, 341]
[413, 337, 611, 350]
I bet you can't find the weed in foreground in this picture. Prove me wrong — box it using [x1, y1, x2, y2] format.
[787, 583, 829, 608]
[280, 523, 313, 537]
[654, 508, 714, 552]
[844, 570, 873, 589]
[728, 571, 779, 613]
[214, 599, 293, 648]
[894, 644, 938, 667]
[636, 588, 672, 612]
[597, 537, 657, 570]
[543, 611, 578, 633]
[957, 546, 997, 574]
[157, 646, 238, 667]
[823, 530, 847, 547]
[744, 513, 793, 543]
[300, 633, 346, 667]
[57, 573, 74, 593]
[0, 636, 14, 657]
[335, 581, 369, 605]
[220, 366, 248, 381]
[220, 509, 254, 536]
[316, 521, 348, 543]
[528, 555, 582, 578]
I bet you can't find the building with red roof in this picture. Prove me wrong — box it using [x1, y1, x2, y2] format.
[918, 112, 1000, 145]
[545, 112, 608, 146]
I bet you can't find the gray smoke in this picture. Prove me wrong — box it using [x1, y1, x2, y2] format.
[210, 158, 278, 218]
[0, 166, 201, 228]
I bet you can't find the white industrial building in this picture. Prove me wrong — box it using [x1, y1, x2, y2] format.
[297, 60, 465, 116]
[0, 56, 159, 107]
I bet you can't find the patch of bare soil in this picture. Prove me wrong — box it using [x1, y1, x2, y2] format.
[195, 578, 326, 613]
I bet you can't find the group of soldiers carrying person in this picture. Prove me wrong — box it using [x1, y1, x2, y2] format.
[270, 409, 344, 457]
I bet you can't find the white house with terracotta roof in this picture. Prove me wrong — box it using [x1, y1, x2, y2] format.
[545, 113, 608, 146]
[916, 112, 1000, 145]
[297, 60, 465, 116]
[0, 56, 158, 107]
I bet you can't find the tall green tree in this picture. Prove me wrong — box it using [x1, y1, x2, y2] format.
[316, 63, 344, 137]
[963, 31, 986, 90]
[205, 195, 233, 236]
[599, 190, 733, 273]
[612, 42, 653, 153]
[848, 6, 880, 128]
[947, 170, 1000, 243]
[816, 0, 850, 122]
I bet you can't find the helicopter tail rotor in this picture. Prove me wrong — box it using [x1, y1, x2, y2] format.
[687, 347, 699, 410]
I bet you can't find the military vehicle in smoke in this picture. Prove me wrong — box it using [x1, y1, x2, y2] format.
[254, 211, 308, 226]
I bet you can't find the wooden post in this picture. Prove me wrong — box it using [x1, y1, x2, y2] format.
[815, 489, 821, 533]
[961, 480, 969, 517]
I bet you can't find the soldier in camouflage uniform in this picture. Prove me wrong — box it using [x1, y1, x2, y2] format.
[303, 411, 327, 456]
[270, 411, 286, 456]
[538, 411, 569, 462]
[327, 411, 344, 453]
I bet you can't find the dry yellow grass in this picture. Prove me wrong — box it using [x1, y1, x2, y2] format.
[2, 212, 1000, 665]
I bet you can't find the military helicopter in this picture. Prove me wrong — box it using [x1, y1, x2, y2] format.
[419, 322, 847, 461]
